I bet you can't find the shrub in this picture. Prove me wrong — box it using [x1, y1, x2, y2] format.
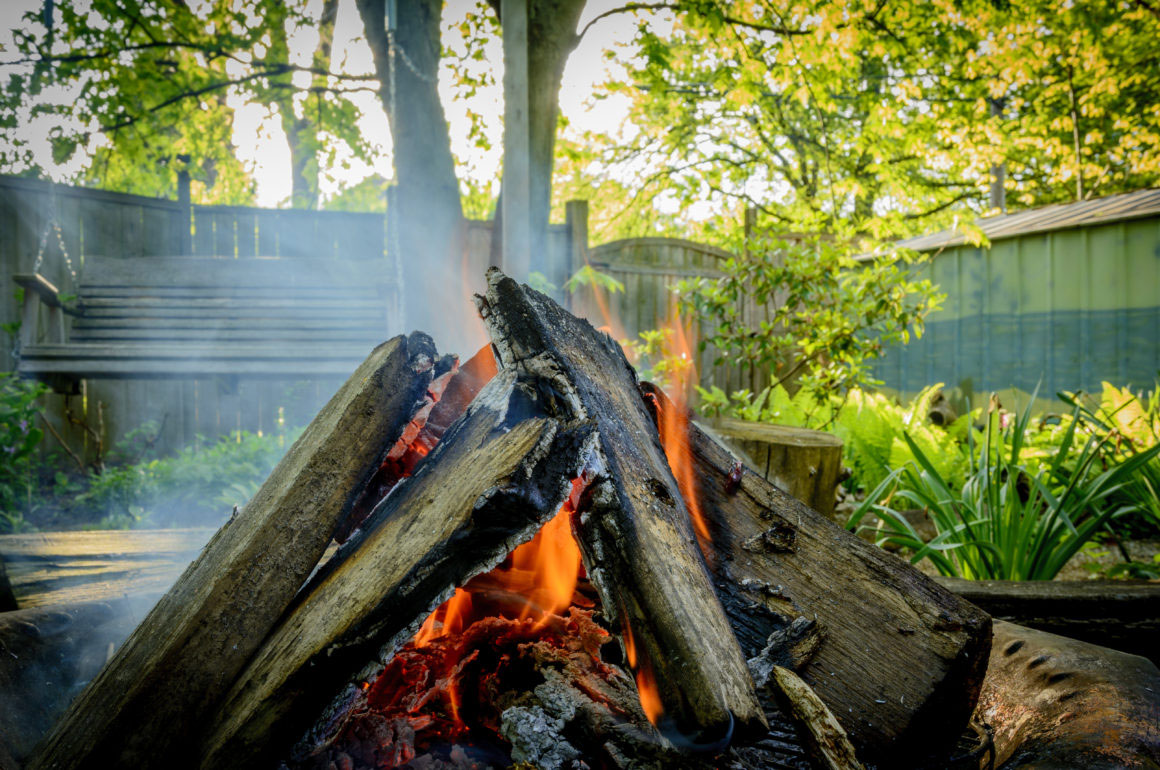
[860, 398, 1160, 580]
[676, 236, 942, 401]
[0, 373, 47, 532]
[71, 427, 302, 528]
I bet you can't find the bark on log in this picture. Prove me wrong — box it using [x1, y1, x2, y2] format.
[201, 366, 596, 769]
[710, 418, 844, 519]
[475, 268, 766, 742]
[976, 620, 1160, 768]
[642, 383, 992, 766]
[29, 335, 435, 770]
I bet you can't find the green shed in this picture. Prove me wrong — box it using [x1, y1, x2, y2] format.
[873, 189, 1160, 403]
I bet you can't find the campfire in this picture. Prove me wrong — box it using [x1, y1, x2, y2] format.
[28, 269, 994, 770]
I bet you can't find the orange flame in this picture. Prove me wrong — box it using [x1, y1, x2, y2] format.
[404, 479, 589, 731]
[654, 312, 712, 554]
[412, 476, 588, 651]
[513, 489, 585, 628]
[622, 618, 664, 725]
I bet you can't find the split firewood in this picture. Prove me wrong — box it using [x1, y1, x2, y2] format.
[640, 382, 992, 766]
[475, 268, 766, 742]
[769, 666, 864, 770]
[201, 366, 597, 769]
[29, 334, 436, 770]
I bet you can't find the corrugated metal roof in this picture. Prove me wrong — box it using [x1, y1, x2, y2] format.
[897, 188, 1160, 252]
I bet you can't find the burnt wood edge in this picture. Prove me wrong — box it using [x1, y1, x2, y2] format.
[475, 269, 767, 739]
[201, 375, 598, 769]
[638, 381, 993, 766]
[27, 334, 432, 770]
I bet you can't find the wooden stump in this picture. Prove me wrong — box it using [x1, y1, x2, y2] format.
[709, 418, 843, 519]
[29, 335, 435, 770]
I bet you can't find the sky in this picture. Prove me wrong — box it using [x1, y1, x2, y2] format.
[0, 0, 664, 210]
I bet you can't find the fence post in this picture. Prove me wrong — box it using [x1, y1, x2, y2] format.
[565, 199, 588, 310]
[177, 161, 192, 255]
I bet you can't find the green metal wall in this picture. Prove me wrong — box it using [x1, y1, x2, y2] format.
[874, 216, 1160, 401]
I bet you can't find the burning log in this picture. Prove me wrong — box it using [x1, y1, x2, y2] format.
[641, 382, 993, 766]
[201, 365, 597, 768]
[475, 268, 767, 742]
[29, 334, 437, 770]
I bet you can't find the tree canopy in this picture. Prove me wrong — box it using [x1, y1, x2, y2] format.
[568, 0, 1160, 244]
[2, 0, 1157, 246]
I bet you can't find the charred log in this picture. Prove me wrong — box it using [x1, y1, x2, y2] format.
[475, 267, 766, 742]
[201, 366, 596, 768]
[640, 382, 992, 767]
[975, 620, 1160, 768]
[29, 335, 436, 770]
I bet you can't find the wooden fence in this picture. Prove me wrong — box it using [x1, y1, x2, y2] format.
[0, 175, 583, 460]
[571, 232, 769, 401]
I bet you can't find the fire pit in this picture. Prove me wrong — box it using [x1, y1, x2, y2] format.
[22, 269, 1159, 770]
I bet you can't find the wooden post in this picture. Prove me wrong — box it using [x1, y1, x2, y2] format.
[564, 199, 588, 311]
[501, 0, 531, 281]
[988, 99, 1006, 213]
[176, 156, 192, 255]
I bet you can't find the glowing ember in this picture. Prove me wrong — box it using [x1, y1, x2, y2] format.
[316, 336, 679, 767]
[340, 346, 498, 542]
[410, 475, 590, 653]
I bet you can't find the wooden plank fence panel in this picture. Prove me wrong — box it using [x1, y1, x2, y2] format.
[1, 177, 590, 475]
[256, 210, 279, 256]
[212, 210, 236, 258]
[191, 209, 214, 256]
[235, 210, 257, 258]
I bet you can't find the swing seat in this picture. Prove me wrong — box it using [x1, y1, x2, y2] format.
[14, 256, 396, 392]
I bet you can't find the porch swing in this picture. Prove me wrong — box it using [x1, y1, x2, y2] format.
[13, 189, 395, 393]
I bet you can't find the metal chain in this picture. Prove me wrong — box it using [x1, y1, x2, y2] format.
[33, 184, 78, 282]
[393, 37, 438, 84]
[387, 29, 406, 330]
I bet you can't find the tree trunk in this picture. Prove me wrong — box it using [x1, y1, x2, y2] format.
[356, 0, 468, 350]
[267, 0, 339, 210]
[489, 0, 586, 277]
[526, 0, 585, 273]
[28, 335, 435, 770]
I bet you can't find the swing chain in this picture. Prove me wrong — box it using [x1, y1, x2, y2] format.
[33, 184, 77, 282]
